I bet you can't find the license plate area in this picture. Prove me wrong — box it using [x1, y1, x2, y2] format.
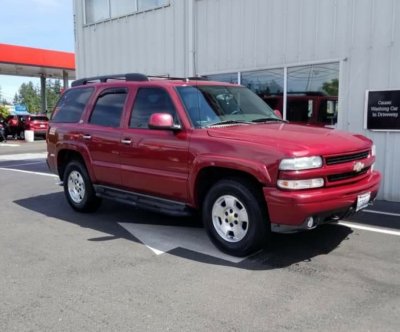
[356, 192, 371, 211]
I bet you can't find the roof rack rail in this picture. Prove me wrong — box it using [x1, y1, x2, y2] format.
[147, 75, 209, 81]
[71, 73, 149, 87]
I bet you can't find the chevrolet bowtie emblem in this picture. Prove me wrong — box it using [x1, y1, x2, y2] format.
[353, 161, 365, 172]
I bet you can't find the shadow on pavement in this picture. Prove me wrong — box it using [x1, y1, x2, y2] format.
[15, 192, 352, 270]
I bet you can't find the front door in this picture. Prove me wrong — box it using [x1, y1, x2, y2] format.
[119, 87, 190, 202]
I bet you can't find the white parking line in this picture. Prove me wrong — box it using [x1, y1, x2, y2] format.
[0, 143, 20, 147]
[0, 167, 57, 177]
[339, 221, 400, 236]
[0, 152, 47, 161]
[2, 161, 44, 168]
[363, 209, 400, 218]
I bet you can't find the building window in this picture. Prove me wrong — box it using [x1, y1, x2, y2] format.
[205, 73, 238, 84]
[85, 0, 169, 25]
[85, 0, 110, 24]
[287, 63, 339, 126]
[206, 62, 339, 127]
[111, 0, 138, 18]
[241, 69, 284, 112]
[138, 0, 168, 12]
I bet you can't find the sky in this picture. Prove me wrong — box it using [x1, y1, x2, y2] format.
[0, 0, 74, 102]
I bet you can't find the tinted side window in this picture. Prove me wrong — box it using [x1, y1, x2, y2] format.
[52, 88, 93, 123]
[89, 89, 127, 127]
[130, 88, 177, 128]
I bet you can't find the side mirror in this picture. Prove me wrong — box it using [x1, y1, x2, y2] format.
[148, 113, 181, 131]
[273, 109, 283, 119]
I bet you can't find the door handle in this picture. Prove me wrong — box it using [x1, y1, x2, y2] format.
[82, 134, 92, 140]
[121, 138, 132, 145]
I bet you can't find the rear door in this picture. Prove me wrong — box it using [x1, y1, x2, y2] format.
[81, 87, 128, 187]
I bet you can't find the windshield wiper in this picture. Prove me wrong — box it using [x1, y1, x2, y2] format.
[251, 117, 286, 123]
[207, 120, 251, 127]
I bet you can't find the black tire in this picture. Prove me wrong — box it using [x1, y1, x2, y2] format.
[202, 178, 270, 257]
[63, 160, 101, 212]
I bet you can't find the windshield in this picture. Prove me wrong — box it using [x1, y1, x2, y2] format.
[176, 85, 281, 128]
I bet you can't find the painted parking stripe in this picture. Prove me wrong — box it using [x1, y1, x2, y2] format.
[0, 152, 47, 161]
[0, 143, 20, 147]
[363, 209, 400, 218]
[339, 221, 400, 236]
[0, 167, 57, 177]
[2, 161, 44, 168]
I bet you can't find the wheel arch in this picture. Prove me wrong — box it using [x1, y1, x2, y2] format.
[192, 166, 267, 211]
[57, 148, 94, 182]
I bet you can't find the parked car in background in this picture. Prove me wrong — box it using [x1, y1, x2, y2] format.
[23, 115, 49, 138]
[4, 114, 49, 139]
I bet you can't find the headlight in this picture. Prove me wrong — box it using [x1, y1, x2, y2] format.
[277, 178, 324, 190]
[279, 156, 323, 171]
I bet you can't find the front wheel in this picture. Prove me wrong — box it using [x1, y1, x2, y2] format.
[202, 178, 270, 257]
[63, 160, 101, 212]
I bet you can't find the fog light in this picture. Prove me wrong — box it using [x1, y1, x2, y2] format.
[306, 217, 315, 229]
[277, 178, 324, 190]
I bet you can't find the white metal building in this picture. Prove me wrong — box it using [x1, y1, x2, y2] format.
[73, 0, 400, 201]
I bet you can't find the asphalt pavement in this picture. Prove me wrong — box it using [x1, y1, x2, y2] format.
[0, 141, 399, 331]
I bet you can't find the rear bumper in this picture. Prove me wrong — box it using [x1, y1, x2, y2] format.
[264, 171, 381, 230]
[32, 129, 47, 135]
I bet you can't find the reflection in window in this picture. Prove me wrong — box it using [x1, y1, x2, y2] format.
[130, 88, 177, 128]
[52, 88, 94, 123]
[85, 0, 110, 24]
[241, 69, 284, 112]
[111, 0, 137, 17]
[206, 73, 238, 84]
[138, 0, 168, 11]
[287, 63, 339, 126]
[89, 89, 127, 127]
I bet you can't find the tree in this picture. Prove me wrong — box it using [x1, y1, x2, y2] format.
[322, 78, 339, 96]
[0, 104, 9, 118]
[14, 82, 41, 113]
[46, 79, 62, 111]
[13, 79, 62, 114]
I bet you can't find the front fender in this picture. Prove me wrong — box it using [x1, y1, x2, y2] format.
[188, 154, 272, 206]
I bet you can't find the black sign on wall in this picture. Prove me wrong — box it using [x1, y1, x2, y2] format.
[366, 90, 400, 130]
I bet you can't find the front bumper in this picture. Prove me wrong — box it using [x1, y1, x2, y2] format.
[264, 171, 381, 231]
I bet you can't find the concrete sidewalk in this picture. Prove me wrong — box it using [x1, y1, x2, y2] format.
[0, 139, 46, 155]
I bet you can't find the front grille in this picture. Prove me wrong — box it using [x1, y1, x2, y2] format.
[325, 150, 369, 165]
[327, 167, 370, 182]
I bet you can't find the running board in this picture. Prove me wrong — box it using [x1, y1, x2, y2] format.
[93, 185, 192, 217]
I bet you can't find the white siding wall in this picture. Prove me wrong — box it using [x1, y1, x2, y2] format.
[74, 0, 400, 201]
[74, 0, 188, 77]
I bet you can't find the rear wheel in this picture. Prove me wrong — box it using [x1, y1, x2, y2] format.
[63, 160, 101, 212]
[202, 178, 270, 257]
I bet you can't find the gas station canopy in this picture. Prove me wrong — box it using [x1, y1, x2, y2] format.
[0, 43, 75, 79]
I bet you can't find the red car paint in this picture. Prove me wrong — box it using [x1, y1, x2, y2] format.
[47, 78, 381, 231]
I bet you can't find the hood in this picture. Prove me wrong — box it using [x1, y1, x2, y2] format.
[207, 123, 371, 157]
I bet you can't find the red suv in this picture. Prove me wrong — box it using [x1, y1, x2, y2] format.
[47, 73, 381, 256]
[23, 115, 49, 138]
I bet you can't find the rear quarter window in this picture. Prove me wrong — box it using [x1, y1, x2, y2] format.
[52, 88, 94, 123]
